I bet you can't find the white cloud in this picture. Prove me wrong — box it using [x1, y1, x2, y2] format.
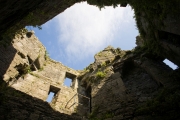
[55, 2, 135, 63]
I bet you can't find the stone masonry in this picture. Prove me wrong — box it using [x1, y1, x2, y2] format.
[0, 30, 85, 116]
[78, 43, 180, 119]
[0, 1, 180, 120]
[1, 29, 180, 120]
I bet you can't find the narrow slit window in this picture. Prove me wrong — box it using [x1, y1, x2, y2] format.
[163, 59, 178, 70]
[46, 92, 55, 102]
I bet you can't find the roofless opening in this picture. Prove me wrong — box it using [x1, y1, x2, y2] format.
[163, 59, 178, 70]
[27, 2, 138, 70]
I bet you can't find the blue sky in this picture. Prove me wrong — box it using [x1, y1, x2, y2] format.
[27, 2, 178, 71]
[27, 2, 138, 70]
[29, 2, 139, 102]
[29, 2, 178, 102]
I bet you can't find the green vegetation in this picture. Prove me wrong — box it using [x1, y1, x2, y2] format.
[87, 0, 126, 10]
[131, 0, 180, 56]
[16, 65, 32, 79]
[104, 67, 111, 74]
[87, 0, 180, 57]
[88, 106, 99, 120]
[45, 50, 50, 60]
[29, 73, 40, 78]
[115, 48, 121, 54]
[96, 51, 104, 57]
[101, 62, 106, 67]
[25, 11, 42, 30]
[24, 66, 31, 73]
[38, 67, 44, 71]
[102, 112, 114, 119]
[96, 71, 106, 78]
[83, 67, 90, 72]
[85, 69, 107, 83]
[74, 107, 78, 113]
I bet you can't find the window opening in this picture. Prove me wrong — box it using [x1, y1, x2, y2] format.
[64, 77, 72, 87]
[46, 85, 60, 103]
[64, 72, 76, 88]
[46, 92, 55, 102]
[163, 59, 178, 70]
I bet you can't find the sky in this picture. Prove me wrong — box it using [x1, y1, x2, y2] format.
[29, 2, 138, 102]
[27, 2, 178, 102]
[27, 2, 138, 70]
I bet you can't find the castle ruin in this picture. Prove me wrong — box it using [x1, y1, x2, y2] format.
[0, 0, 180, 120]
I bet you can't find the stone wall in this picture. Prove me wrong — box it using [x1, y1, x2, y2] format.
[78, 46, 180, 120]
[0, 30, 180, 119]
[0, 0, 85, 35]
[0, 1, 180, 119]
[0, 83, 81, 120]
[0, 31, 85, 116]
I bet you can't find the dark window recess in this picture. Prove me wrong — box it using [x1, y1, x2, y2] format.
[26, 32, 33, 38]
[121, 60, 134, 78]
[15, 63, 33, 79]
[15, 64, 25, 80]
[17, 52, 26, 59]
[27, 56, 36, 71]
[158, 30, 180, 47]
[27, 55, 41, 71]
[34, 57, 41, 69]
[46, 85, 60, 103]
